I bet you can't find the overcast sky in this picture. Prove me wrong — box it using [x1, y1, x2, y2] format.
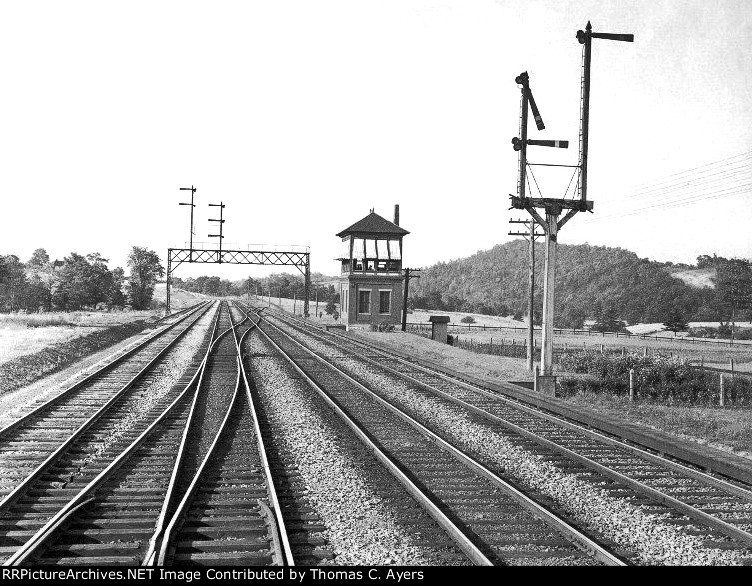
[1, 1, 750, 280]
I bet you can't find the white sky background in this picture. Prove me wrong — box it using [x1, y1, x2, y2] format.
[1, 0, 750, 280]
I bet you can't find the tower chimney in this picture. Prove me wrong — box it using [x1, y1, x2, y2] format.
[393, 204, 400, 226]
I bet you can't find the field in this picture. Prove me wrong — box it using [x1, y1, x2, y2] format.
[415, 320, 752, 372]
[669, 266, 716, 289]
[0, 286, 201, 365]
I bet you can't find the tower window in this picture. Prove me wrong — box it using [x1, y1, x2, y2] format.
[358, 290, 371, 314]
[379, 290, 391, 314]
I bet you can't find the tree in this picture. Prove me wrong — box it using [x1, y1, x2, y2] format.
[0, 255, 27, 312]
[54, 253, 92, 310]
[126, 247, 164, 310]
[714, 258, 752, 340]
[25, 248, 55, 311]
[460, 315, 476, 325]
[110, 267, 126, 307]
[663, 309, 689, 337]
[591, 306, 627, 333]
[325, 299, 336, 316]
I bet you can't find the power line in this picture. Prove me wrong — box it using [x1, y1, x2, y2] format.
[583, 181, 752, 222]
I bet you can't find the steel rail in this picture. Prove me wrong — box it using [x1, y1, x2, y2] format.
[0, 300, 211, 439]
[142, 303, 233, 565]
[0, 301, 215, 515]
[273, 309, 752, 499]
[235, 306, 294, 565]
[3, 305, 222, 566]
[253, 309, 624, 566]
[266, 310, 752, 549]
[154, 303, 291, 566]
[155, 355, 243, 565]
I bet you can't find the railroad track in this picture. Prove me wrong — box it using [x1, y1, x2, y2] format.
[2, 301, 294, 566]
[0, 301, 216, 561]
[147, 303, 292, 566]
[246, 305, 620, 566]
[257, 307, 752, 565]
[0, 301, 212, 496]
[1, 303, 224, 565]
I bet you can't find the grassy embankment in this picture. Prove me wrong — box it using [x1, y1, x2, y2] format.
[0, 285, 200, 365]
[411, 310, 752, 372]
[0, 287, 204, 395]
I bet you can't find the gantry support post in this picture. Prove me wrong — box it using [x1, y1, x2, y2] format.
[304, 253, 311, 318]
[166, 250, 173, 316]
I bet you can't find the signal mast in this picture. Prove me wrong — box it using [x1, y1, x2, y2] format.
[510, 23, 633, 392]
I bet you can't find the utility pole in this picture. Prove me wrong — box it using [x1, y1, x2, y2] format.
[509, 218, 544, 371]
[401, 268, 421, 331]
[315, 283, 319, 317]
[208, 202, 225, 263]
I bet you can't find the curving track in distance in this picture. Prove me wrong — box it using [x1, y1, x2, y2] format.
[148, 303, 292, 566]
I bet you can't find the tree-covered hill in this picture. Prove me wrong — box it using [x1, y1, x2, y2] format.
[410, 242, 726, 327]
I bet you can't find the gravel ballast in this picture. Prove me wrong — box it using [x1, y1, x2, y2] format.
[72, 306, 218, 474]
[245, 331, 467, 566]
[279, 321, 747, 566]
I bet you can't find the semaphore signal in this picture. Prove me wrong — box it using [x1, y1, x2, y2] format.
[512, 72, 569, 202]
[178, 185, 197, 262]
[208, 202, 226, 262]
[508, 21, 634, 392]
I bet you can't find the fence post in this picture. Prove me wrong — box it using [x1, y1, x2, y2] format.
[622, 346, 626, 356]
[719, 373, 725, 407]
[534, 365, 540, 392]
[730, 358, 735, 377]
[600, 343, 604, 354]
[629, 368, 635, 402]
[643, 346, 648, 357]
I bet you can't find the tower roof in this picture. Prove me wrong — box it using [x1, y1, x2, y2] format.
[336, 211, 409, 238]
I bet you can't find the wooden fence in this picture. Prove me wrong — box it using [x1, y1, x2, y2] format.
[405, 322, 752, 348]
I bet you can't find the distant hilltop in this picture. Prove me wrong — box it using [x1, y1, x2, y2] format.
[409, 242, 747, 328]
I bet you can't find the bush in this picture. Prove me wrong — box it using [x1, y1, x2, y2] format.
[370, 321, 395, 333]
[557, 350, 752, 406]
[460, 316, 476, 325]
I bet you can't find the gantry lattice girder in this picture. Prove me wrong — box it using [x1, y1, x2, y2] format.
[166, 247, 311, 316]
